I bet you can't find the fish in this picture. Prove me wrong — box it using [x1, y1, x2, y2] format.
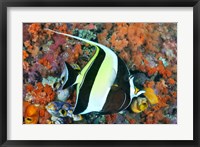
[45, 28, 145, 115]
[45, 101, 83, 122]
[45, 101, 73, 117]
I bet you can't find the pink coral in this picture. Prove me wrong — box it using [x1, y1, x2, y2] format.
[50, 34, 66, 50]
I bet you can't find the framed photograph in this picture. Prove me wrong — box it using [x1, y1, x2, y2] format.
[0, 0, 199, 146]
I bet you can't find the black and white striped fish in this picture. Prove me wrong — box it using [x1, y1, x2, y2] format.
[45, 28, 145, 115]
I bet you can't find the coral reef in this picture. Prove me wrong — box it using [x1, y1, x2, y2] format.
[23, 23, 177, 124]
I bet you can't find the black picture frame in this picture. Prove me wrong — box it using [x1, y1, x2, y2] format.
[0, 0, 199, 146]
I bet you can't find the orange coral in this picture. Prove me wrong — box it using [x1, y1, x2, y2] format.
[28, 23, 41, 42]
[168, 78, 175, 85]
[23, 101, 31, 116]
[157, 61, 172, 79]
[31, 82, 55, 105]
[97, 29, 110, 47]
[144, 81, 155, 88]
[153, 110, 164, 122]
[119, 50, 130, 63]
[38, 57, 52, 69]
[127, 23, 145, 51]
[28, 23, 41, 35]
[171, 91, 177, 98]
[23, 50, 29, 60]
[127, 23, 161, 53]
[29, 45, 39, 57]
[132, 51, 143, 68]
[104, 23, 113, 30]
[155, 80, 168, 95]
[110, 32, 128, 52]
[56, 23, 68, 33]
[24, 40, 39, 58]
[74, 44, 82, 59]
[23, 61, 29, 71]
[65, 44, 82, 64]
[24, 40, 33, 50]
[125, 115, 136, 124]
[26, 84, 34, 92]
[147, 67, 157, 76]
[24, 104, 39, 124]
[110, 23, 129, 52]
[38, 105, 52, 124]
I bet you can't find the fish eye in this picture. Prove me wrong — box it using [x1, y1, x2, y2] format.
[59, 109, 67, 117]
[53, 83, 56, 88]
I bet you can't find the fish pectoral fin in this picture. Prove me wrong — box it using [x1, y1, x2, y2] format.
[74, 73, 84, 85]
[111, 84, 119, 90]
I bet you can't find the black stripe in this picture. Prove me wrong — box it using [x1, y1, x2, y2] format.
[63, 62, 78, 89]
[73, 48, 106, 114]
[101, 56, 131, 114]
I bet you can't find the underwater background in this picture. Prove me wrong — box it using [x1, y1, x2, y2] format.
[23, 23, 177, 124]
